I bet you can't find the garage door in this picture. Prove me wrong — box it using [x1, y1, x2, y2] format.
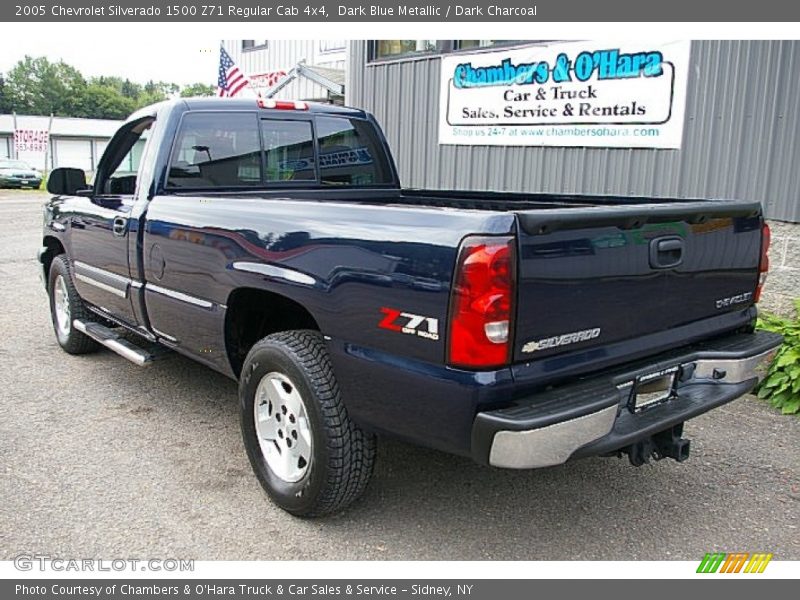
[54, 138, 93, 171]
[94, 140, 109, 164]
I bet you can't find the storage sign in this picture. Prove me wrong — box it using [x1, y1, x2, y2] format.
[14, 129, 49, 153]
[439, 40, 691, 148]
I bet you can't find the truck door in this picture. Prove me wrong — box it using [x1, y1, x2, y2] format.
[68, 117, 154, 327]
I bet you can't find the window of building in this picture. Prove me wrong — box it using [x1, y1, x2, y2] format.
[242, 40, 269, 51]
[261, 120, 316, 182]
[372, 40, 439, 60]
[167, 112, 262, 188]
[315, 116, 392, 186]
[319, 40, 346, 53]
[455, 41, 527, 50]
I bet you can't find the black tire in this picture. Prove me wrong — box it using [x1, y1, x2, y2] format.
[47, 255, 100, 355]
[239, 330, 376, 517]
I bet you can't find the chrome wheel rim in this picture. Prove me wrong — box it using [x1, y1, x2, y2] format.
[54, 275, 71, 336]
[254, 372, 312, 483]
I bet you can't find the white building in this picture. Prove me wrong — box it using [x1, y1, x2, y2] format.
[0, 114, 139, 173]
[221, 40, 346, 103]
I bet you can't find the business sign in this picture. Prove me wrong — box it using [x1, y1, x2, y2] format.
[14, 128, 49, 153]
[439, 40, 691, 148]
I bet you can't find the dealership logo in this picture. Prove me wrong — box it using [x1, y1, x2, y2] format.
[279, 147, 373, 172]
[453, 48, 665, 89]
[378, 307, 439, 341]
[696, 552, 773, 574]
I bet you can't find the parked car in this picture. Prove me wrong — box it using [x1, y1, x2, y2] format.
[38, 98, 782, 516]
[0, 159, 42, 189]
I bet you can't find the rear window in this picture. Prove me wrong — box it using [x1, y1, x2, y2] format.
[166, 111, 393, 189]
[261, 120, 315, 182]
[315, 116, 391, 186]
[168, 112, 262, 188]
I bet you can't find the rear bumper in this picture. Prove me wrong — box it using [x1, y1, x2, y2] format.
[472, 330, 782, 469]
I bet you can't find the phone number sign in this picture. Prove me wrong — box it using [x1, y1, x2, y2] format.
[14, 129, 50, 152]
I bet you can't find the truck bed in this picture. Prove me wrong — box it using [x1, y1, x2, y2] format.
[173, 186, 756, 216]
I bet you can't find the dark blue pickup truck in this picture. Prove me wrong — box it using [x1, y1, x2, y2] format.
[39, 98, 781, 516]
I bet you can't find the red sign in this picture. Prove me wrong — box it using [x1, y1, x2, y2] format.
[14, 129, 49, 153]
[249, 71, 287, 90]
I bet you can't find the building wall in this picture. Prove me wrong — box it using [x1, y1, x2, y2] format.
[347, 40, 800, 224]
[223, 39, 346, 100]
[762, 223, 800, 318]
[0, 114, 127, 173]
[1, 134, 144, 177]
[348, 39, 800, 314]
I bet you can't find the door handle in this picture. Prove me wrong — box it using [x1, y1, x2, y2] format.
[112, 216, 128, 237]
[649, 236, 684, 269]
[657, 239, 683, 253]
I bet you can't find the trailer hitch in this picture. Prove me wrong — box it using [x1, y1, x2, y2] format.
[617, 423, 691, 466]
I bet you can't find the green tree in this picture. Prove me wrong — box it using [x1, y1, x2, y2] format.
[0, 73, 10, 113]
[120, 78, 141, 99]
[2, 55, 216, 118]
[180, 82, 216, 97]
[4, 56, 87, 116]
[77, 83, 137, 120]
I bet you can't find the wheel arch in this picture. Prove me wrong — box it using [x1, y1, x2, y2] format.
[224, 286, 321, 378]
[41, 235, 66, 282]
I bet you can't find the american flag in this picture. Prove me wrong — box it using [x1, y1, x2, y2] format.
[217, 46, 250, 97]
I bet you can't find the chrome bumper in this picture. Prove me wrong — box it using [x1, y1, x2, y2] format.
[490, 405, 619, 469]
[482, 342, 781, 469]
[692, 348, 777, 385]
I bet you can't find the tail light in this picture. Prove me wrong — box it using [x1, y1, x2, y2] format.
[448, 235, 515, 369]
[754, 222, 771, 303]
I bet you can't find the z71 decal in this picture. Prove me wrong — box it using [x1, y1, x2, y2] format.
[379, 307, 440, 341]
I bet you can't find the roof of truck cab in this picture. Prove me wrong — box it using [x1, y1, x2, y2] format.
[125, 97, 367, 124]
[181, 97, 366, 117]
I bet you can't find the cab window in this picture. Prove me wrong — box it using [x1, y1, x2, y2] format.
[167, 112, 262, 188]
[95, 117, 153, 198]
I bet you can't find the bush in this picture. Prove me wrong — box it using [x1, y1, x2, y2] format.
[756, 300, 800, 414]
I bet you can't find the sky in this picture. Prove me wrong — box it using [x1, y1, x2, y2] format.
[0, 33, 220, 86]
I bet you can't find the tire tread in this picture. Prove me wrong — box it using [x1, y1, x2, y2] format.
[49, 255, 100, 355]
[246, 330, 376, 516]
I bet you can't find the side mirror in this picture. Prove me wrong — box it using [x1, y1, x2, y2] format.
[47, 167, 89, 195]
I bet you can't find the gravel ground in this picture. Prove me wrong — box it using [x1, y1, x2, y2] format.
[0, 190, 798, 561]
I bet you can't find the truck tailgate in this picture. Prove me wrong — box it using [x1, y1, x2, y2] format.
[513, 201, 764, 362]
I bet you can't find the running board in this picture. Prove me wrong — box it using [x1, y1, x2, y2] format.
[73, 319, 159, 367]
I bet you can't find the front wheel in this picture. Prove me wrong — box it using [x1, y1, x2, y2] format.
[239, 330, 376, 517]
[47, 255, 99, 355]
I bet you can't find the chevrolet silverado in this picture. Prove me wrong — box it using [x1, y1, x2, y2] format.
[38, 97, 782, 516]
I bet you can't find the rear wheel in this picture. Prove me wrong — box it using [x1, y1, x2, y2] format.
[48, 255, 99, 355]
[239, 330, 376, 516]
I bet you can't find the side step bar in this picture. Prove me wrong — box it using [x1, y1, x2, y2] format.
[73, 319, 160, 367]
